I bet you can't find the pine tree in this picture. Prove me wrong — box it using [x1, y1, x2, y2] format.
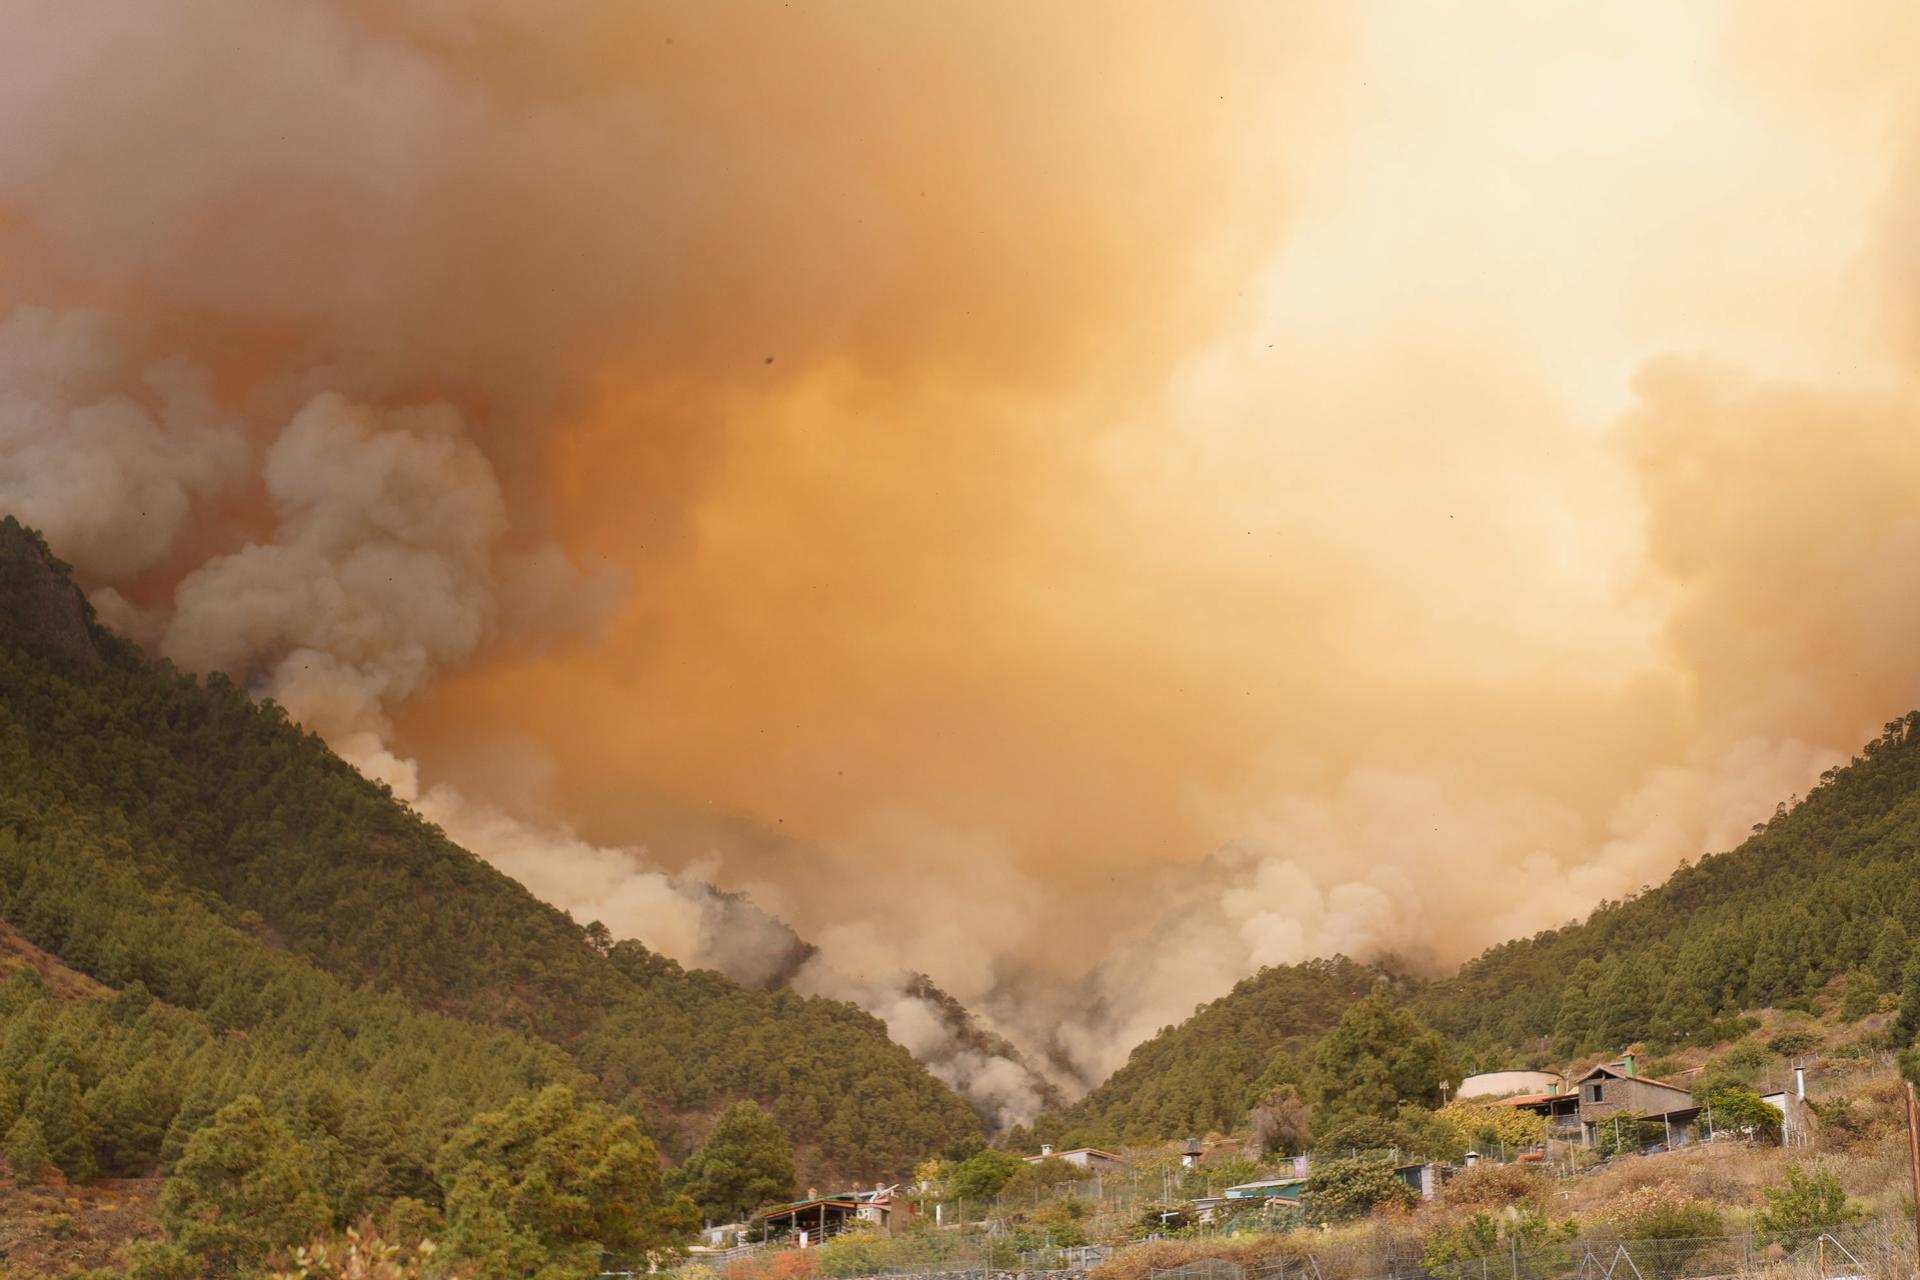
[1840, 970, 1880, 1022]
[1308, 991, 1456, 1129]
[1552, 960, 1601, 1056]
[26, 1065, 96, 1182]
[673, 1099, 798, 1223]
[1894, 956, 1920, 1048]
[159, 1094, 331, 1274]
[1871, 920, 1912, 990]
[4, 1115, 51, 1185]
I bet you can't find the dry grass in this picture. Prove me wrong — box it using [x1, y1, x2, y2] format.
[0, 920, 107, 1002]
[0, 1170, 163, 1275]
[1562, 1143, 1787, 1221]
[1438, 1164, 1554, 1211]
[1088, 1214, 1434, 1280]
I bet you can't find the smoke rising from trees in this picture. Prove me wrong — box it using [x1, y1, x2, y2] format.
[4, 0, 1920, 1112]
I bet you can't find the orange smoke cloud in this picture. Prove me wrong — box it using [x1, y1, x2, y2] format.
[7, 0, 1920, 1094]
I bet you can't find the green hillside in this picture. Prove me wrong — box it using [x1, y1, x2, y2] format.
[1054, 956, 1396, 1146]
[1414, 715, 1920, 1053]
[1054, 717, 1920, 1147]
[0, 517, 980, 1271]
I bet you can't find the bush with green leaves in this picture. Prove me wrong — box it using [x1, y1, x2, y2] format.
[1753, 1165, 1856, 1243]
[945, 1147, 1024, 1202]
[1301, 1156, 1415, 1222]
[1693, 1082, 1782, 1143]
[1423, 1204, 1576, 1276]
[1766, 1029, 1821, 1057]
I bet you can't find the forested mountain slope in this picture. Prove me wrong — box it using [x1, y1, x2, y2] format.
[1413, 715, 1920, 1053]
[1055, 956, 1396, 1145]
[1057, 717, 1920, 1146]
[0, 517, 980, 1194]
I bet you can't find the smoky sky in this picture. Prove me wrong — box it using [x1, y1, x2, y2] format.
[4, 0, 1920, 1106]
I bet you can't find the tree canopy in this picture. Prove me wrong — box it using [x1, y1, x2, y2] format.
[673, 1100, 797, 1224]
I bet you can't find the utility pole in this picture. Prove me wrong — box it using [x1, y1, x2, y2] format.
[1904, 1081, 1920, 1259]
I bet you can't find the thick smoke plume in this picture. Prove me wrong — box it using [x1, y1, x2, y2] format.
[6, 0, 1920, 1109]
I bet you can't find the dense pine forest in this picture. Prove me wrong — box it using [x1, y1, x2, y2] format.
[0, 517, 981, 1276]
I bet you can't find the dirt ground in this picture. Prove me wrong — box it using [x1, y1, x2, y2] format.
[0, 1171, 164, 1277]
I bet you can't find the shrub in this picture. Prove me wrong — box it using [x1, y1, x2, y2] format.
[1422, 1213, 1500, 1269]
[1722, 1039, 1773, 1077]
[1596, 1183, 1722, 1238]
[1752, 1165, 1856, 1243]
[1766, 1030, 1821, 1057]
[1423, 1204, 1574, 1273]
[271, 1226, 443, 1279]
[1302, 1157, 1416, 1222]
[1441, 1163, 1548, 1210]
[1627, 1199, 1723, 1242]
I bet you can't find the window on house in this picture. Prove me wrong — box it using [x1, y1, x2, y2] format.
[1588, 1083, 1604, 1102]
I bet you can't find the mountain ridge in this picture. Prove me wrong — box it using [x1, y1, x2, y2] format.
[0, 515, 982, 1185]
[1049, 714, 1920, 1147]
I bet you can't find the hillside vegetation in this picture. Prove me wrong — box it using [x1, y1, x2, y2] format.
[0, 517, 981, 1276]
[1057, 715, 1920, 1147]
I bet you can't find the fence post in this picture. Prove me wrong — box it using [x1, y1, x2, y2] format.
[1510, 1234, 1519, 1280]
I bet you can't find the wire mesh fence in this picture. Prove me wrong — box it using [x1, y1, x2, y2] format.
[1274, 1218, 1916, 1280]
[667, 1219, 1919, 1280]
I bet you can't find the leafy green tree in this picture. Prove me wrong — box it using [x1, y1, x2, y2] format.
[1753, 1165, 1856, 1243]
[1311, 1114, 1401, 1157]
[159, 1095, 331, 1274]
[673, 1100, 796, 1223]
[1301, 1156, 1415, 1222]
[4, 1114, 51, 1184]
[440, 1084, 695, 1276]
[1694, 1082, 1781, 1143]
[1308, 991, 1456, 1128]
[946, 1148, 1024, 1202]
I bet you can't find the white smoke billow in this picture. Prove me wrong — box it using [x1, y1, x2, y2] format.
[0, 304, 1053, 1122]
[0, 308, 248, 584]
